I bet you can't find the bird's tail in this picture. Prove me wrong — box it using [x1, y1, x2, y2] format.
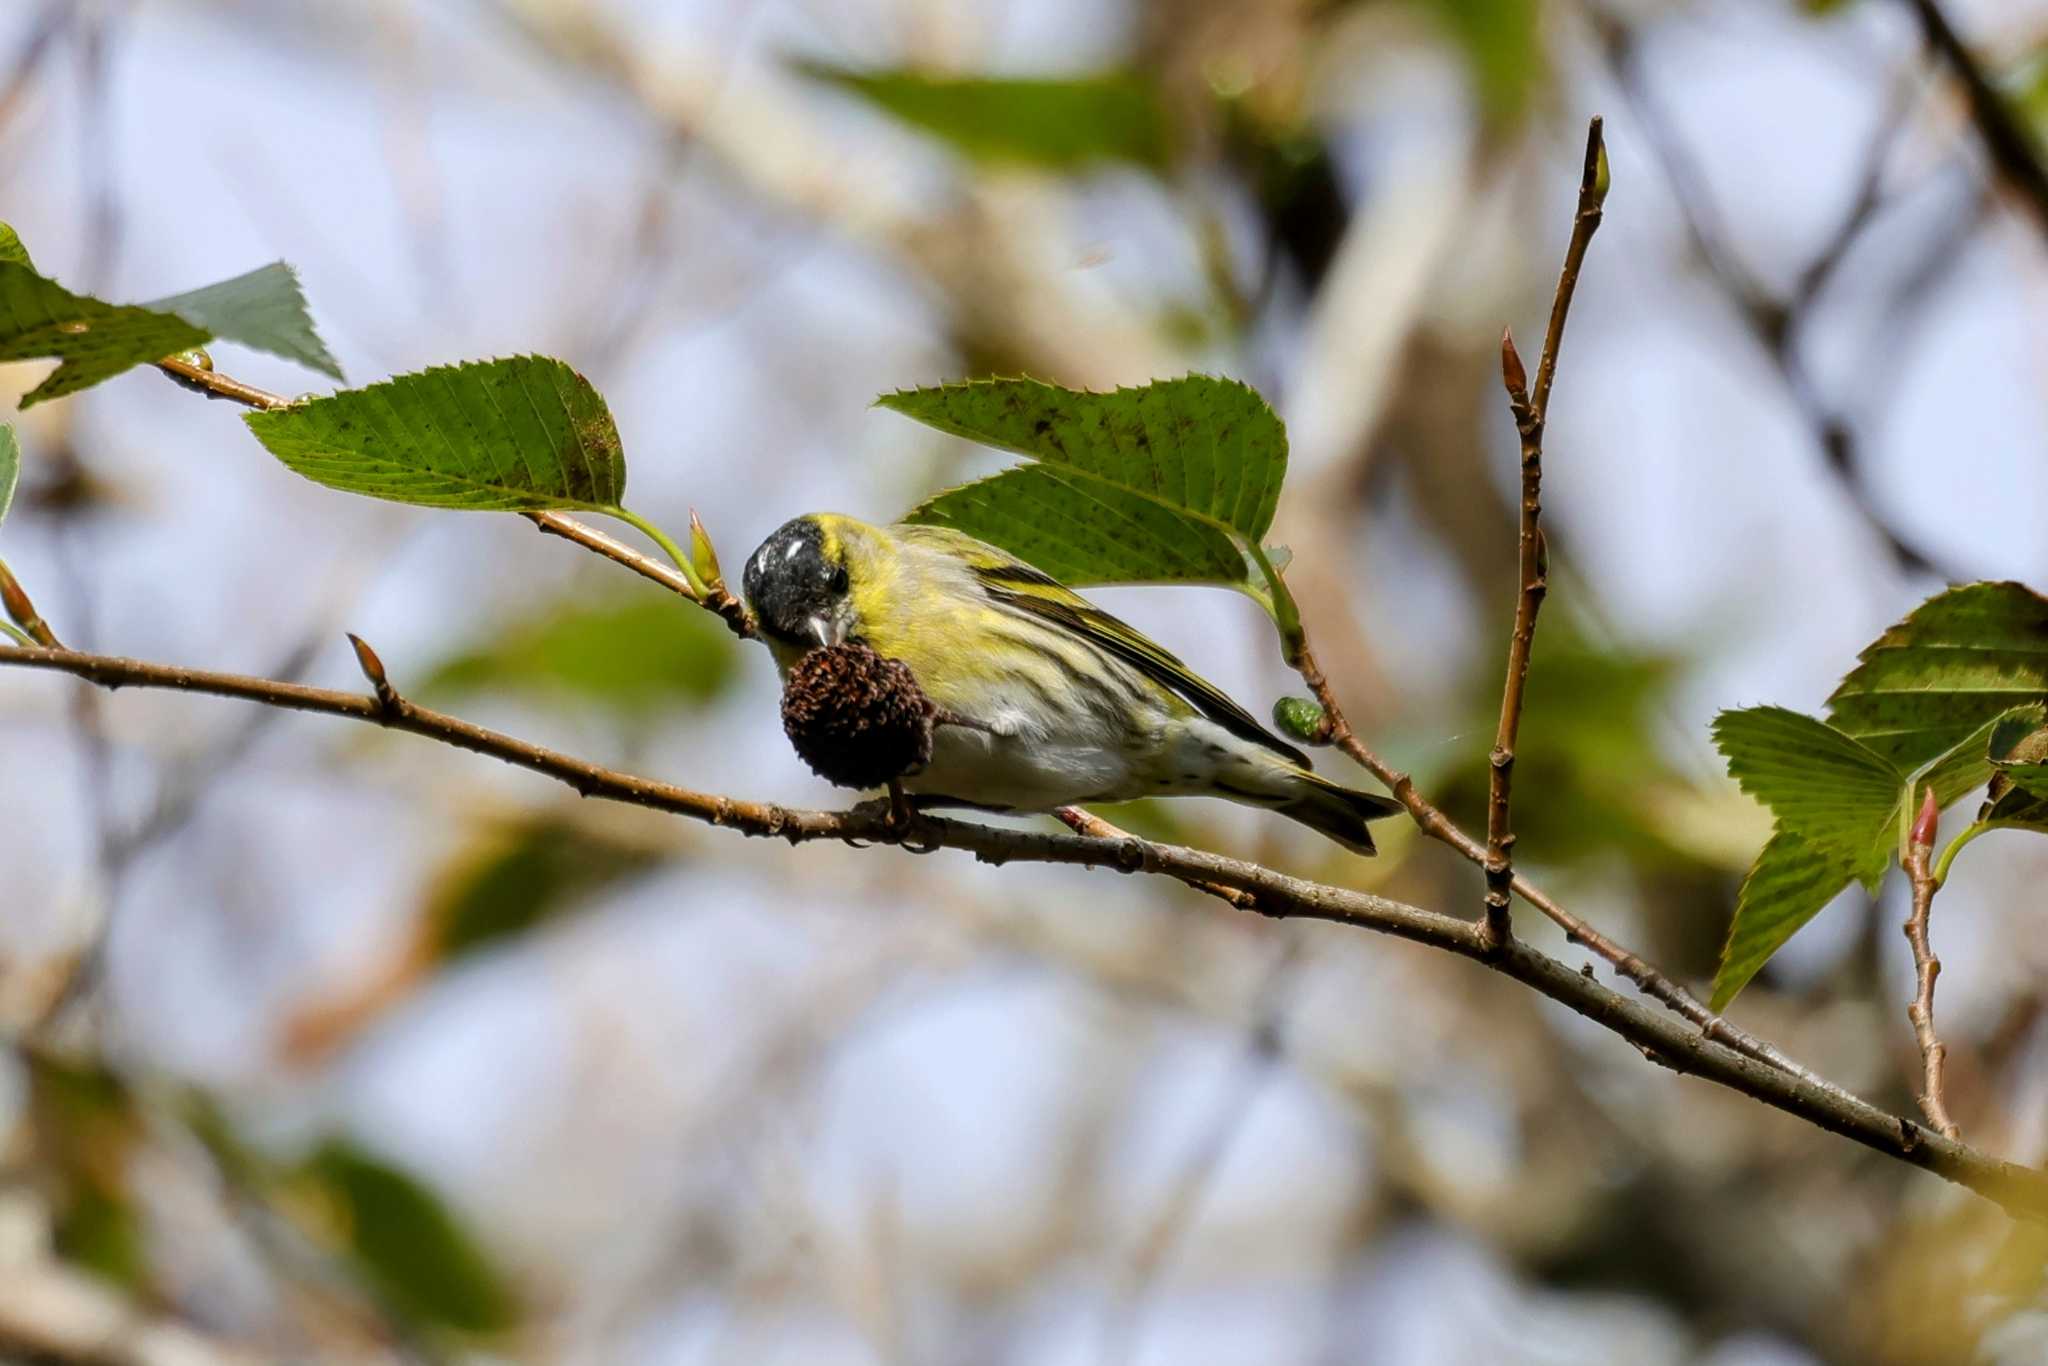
[1268, 768, 1405, 855]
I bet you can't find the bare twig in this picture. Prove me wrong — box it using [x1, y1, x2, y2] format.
[1901, 0, 2048, 234]
[1481, 120, 1604, 949]
[2, 643, 2044, 1221]
[1902, 787, 1960, 1138]
[1484, 332, 1543, 949]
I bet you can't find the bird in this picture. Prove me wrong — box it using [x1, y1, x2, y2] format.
[741, 513, 1405, 853]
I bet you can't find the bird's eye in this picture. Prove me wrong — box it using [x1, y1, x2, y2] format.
[830, 565, 849, 594]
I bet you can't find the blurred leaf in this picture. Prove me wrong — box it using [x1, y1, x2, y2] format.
[1432, 0, 1542, 126]
[796, 65, 1170, 170]
[1711, 706, 1901, 892]
[0, 222, 338, 405]
[426, 815, 671, 961]
[148, 262, 342, 380]
[0, 423, 17, 531]
[26, 1052, 147, 1289]
[423, 592, 738, 715]
[53, 1186, 146, 1288]
[302, 1139, 517, 1335]
[885, 375, 1301, 653]
[245, 357, 626, 512]
[0, 223, 31, 269]
[1825, 581, 2048, 771]
[1436, 627, 1707, 874]
[1711, 830, 1865, 1011]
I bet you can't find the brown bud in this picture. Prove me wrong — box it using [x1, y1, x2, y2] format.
[1501, 328, 1527, 396]
[780, 643, 936, 790]
[1910, 787, 1939, 851]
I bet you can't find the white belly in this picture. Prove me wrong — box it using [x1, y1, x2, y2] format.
[902, 708, 1292, 814]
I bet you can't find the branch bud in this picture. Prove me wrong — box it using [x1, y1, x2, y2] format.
[0, 560, 57, 647]
[689, 508, 723, 588]
[1910, 787, 1939, 852]
[346, 632, 399, 709]
[1272, 696, 1333, 746]
[1584, 116, 1609, 207]
[1500, 328, 1528, 397]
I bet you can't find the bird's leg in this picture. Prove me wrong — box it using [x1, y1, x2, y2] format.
[886, 778, 915, 830]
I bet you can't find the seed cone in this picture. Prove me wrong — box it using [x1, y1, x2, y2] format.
[780, 643, 936, 790]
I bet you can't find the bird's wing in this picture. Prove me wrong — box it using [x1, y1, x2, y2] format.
[897, 524, 1309, 767]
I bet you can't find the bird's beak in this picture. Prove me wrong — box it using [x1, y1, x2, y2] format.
[807, 615, 845, 648]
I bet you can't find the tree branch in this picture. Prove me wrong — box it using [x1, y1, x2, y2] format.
[2, 641, 2045, 1220]
[1902, 787, 1960, 1137]
[1481, 118, 1605, 949]
[1902, 0, 2048, 234]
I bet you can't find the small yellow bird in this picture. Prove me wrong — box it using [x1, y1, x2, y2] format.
[743, 514, 1403, 852]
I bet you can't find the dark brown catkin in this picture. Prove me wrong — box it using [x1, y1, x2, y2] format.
[780, 643, 936, 789]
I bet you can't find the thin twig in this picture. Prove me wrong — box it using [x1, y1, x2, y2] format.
[1292, 638, 1851, 1100]
[2, 643, 2044, 1221]
[154, 356, 756, 636]
[1902, 0, 2048, 234]
[1484, 332, 1543, 950]
[1481, 119, 1604, 948]
[1902, 787, 1960, 1138]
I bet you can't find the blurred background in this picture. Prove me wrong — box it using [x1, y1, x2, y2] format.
[1, 0, 2046, 1362]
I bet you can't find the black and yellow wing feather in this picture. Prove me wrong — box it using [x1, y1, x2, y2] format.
[898, 524, 1310, 767]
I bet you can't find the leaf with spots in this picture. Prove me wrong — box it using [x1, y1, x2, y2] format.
[0, 223, 339, 405]
[244, 357, 628, 513]
[882, 375, 1304, 658]
[0, 263, 210, 406]
[1982, 711, 2048, 833]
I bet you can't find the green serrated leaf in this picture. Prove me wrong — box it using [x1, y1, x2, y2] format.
[797, 65, 1170, 170]
[1711, 706, 1901, 890]
[0, 424, 17, 531]
[887, 375, 1286, 541]
[1985, 710, 2048, 828]
[0, 262, 209, 406]
[885, 373, 1298, 635]
[1826, 581, 2048, 769]
[244, 357, 627, 512]
[910, 462, 1247, 585]
[304, 1140, 516, 1334]
[1711, 829, 1864, 1011]
[1915, 702, 2048, 806]
[423, 592, 737, 716]
[0, 223, 32, 270]
[148, 262, 343, 380]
